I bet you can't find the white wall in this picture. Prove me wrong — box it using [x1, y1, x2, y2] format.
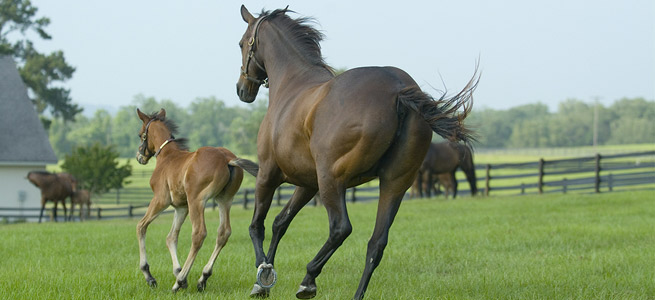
[0, 165, 47, 220]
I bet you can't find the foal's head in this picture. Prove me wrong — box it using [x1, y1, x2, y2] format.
[135, 108, 186, 165]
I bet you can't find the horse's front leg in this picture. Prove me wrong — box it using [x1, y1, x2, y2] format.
[38, 196, 46, 223]
[167, 206, 189, 278]
[297, 181, 351, 299]
[173, 199, 207, 292]
[249, 173, 283, 298]
[137, 197, 169, 288]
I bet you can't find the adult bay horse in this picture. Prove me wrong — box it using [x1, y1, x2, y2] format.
[417, 141, 478, 198]
[27, 171, 77, 223]
[237, 6, 478, 299]
[134, 108, 258, 292]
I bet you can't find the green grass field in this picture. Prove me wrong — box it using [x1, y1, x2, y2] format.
[1, 191, 653, 299]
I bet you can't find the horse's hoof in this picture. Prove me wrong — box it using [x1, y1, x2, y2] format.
[296, 285, 317, 299]
[197, 281, 206, 292]
[172, 279, 188, 292]
[256, 263, 277, 288]
[146, 277, 157, 288]
[249, 283, 270, 298]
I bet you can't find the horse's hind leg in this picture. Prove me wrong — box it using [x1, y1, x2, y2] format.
[167, 206, 189, 277]
[353, 168, 416, 300]
[197, 197, 232, 292]
[137, 197, 169, 288]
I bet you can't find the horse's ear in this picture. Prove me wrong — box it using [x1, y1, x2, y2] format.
[136, 108, 149, 123]
[241, 5, 254, 23]
[158, 108, 166, 120]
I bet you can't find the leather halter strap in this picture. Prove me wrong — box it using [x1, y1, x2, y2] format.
[140, 119, 175, 158]
[241, 15, 270, 88]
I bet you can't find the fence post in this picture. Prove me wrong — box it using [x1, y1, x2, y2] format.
[243, 189, 249, 209]
[562, 178, 567, 194]
[277, 187, 282, 206]
[485, 164, 491, 196]
[538, 158, 545, 194]
[97, 207, 102, 219]
[608, 173, 613, 192]
[520, 183, 525, 195]
[594, 153, 601, 193]
[128, 205, 133, 218]
[351, 187, 357, 203]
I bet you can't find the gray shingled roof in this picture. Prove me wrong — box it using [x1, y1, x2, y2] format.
[0, 56, 58, 165]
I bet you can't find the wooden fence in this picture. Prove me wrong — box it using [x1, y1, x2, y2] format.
[2, 151, 653, 222]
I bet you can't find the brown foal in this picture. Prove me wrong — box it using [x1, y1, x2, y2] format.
[135, 108, 257, 292]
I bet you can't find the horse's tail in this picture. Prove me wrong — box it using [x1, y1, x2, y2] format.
[229, 158, 259, 177]
[397, 70, 479, 145]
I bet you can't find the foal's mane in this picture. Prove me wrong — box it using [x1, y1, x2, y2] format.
[146, 111, 189, 151]
[259, 8, 334, 74]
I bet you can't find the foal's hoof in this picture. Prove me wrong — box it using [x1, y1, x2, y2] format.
[146, 277, 157, 288]
[296, 285, 317, 299]
[172, 279, 188, 292]
[249, 283, 270, 298]
[197, 280, 207, 292]
[256, 263, 277, 288]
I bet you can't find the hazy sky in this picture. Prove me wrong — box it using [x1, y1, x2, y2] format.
[28, 0, 654, 115]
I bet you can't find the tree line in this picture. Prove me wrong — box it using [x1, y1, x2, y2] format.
[49, 94, 267, 159]
[48, 96, 653, 159]
[467, 97, 654, 148]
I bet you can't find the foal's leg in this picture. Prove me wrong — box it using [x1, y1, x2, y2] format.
[197, 197, 232, 291]
[137, 197, 169, 287]
[172, 198, 207, 292]
[38, 197, 46, 223]
[61, 200, 67, 222]
[296, 182, 351, 299]
[166, 206, 189, 277]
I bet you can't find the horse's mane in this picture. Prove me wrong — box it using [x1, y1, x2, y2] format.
[147, 111, 189, 151]
[259, 8, 334, 74]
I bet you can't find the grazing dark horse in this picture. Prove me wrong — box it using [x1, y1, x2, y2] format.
[416, 141, 478, 198]
[134, 108, 258, 292]
[236, 6, 477, 299]
[27, 171, 77, 223]
[69, 189, 91, 221]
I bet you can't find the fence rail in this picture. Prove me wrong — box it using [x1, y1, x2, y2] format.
[3, 151, 653, 222]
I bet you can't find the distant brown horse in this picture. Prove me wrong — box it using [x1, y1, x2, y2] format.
[135, 108, 258, 292]
[416, 141, 478, 199]
[411, 172, 455, 199]
[69, 189, 91, 221]
[27, 171, 77, 223]
[236, 6, 477, 299]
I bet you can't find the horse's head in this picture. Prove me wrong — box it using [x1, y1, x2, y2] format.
[136, 108, 167, 165]
[236, 5, 272, 103]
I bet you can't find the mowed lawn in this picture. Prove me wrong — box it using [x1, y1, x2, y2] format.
[1, 191, 653, 299]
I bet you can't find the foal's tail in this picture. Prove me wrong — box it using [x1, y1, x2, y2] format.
[229, 158, 259, 177]
[397, 69, 479, 145]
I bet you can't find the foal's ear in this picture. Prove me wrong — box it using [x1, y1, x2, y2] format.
[241, 5, 255, 23]
[157, 108, 166, 120]
[136, 108, 149, 123]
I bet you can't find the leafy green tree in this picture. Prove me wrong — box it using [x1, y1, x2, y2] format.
[228, 100, 267, 155]
[61, 143, 132, 196]
[186, 97, 236, 150]
[1, 0, 80, 127]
